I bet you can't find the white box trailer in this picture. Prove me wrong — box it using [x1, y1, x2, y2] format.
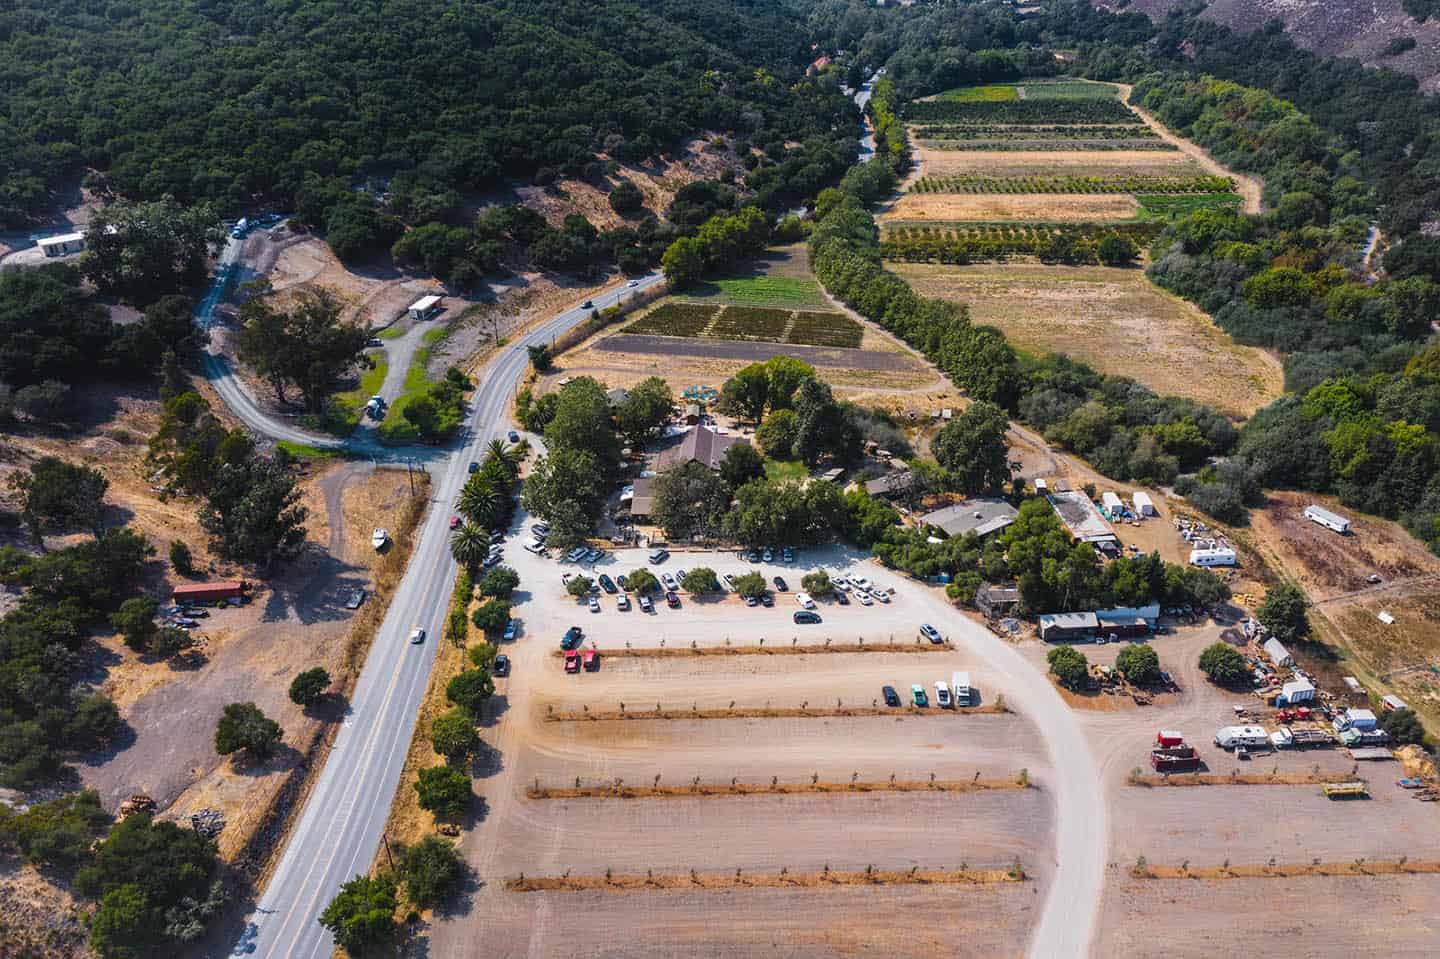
[1304, 504, 1350, 534]
[1189, 547, 1236, 567]
[408, 294, 443, 320]
[1215, 725, 1270, 749]
[1132, 491, 1156, 517]
[1101, 491, 1124, 513]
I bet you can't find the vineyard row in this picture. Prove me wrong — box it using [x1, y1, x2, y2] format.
[904, 98, 1142, 124]
[912, 124, 1161, 141]
[915, 139, 1179, 152]
[909, 174, 1234, 195]
[879, 229, 1149, 265]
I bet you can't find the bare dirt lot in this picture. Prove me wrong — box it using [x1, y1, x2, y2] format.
[882, 192, 1141, 222]
[891, 262, 1282, 417]
[914, 146, 1206, 179]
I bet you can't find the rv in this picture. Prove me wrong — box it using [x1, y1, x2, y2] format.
[1214, 725, 1270, 750]
[1189, 547, 1236, 567]
[1303, 504, 1351, 535]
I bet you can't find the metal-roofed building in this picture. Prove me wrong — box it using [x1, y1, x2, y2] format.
[922, 498, 1018, 538]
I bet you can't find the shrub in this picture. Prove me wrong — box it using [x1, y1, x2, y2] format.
[1198, 642, 1248, 685]
[430, 709, 478, 761]
[1115, 643, 1161, 685]
[213, 702, 282, 759]
[395, 836, 465, 907]
[415, 765, 472, 816]
[288, 668, 332, 707]
[565, 575, 593, 599]
[732, 571, 767, 599]
[168, 540, 194, 575]
[1256, 582, 1309, 642]
[1379, 707, 1425, 746]
[800, 570, 832, 596]
[1046, 646, 1089, 690]
[319, 873, 398, 953]
[680, 567, 719, 593]
[470, 599, 512, 633]
[446, 668, 495, 715]
[476, 566, 520, 600]
[626, 568, 659, 594]
[0, 789, 110, 872]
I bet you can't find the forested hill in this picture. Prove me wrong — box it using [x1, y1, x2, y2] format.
[0, 0, 821, 226]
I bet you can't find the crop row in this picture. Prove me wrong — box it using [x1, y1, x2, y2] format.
[879, 229, 1148, 265]
[905, 98, 1142, 125]
[708, 305, 792, 340]
[910, 174, 1234, 195]
[626, 302, 718, 337]
[1014, 81, 1121, 100]
[1136, 193, 1243, 218]
[787, 310, 863, 348]
[935, 83, 1020, 102]
[912, 124, 1161, 140]
[882, 222, 1162, 243]
[916, 139, 1179, 152]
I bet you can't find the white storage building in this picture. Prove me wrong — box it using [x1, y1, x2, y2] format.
[37, 232, 85, 257]
[1132, 491, 1156, 516]
[1279, 679, 1315, 704]
[1304, 504, 1351, 534]
[1101, 491, 1124, 513]
[1263, 638, 1293, 667]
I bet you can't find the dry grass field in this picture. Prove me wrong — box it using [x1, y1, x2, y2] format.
[883, 192, 1140, 222]
[891, 262, 1282, 416]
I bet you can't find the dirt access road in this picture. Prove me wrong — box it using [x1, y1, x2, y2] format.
[425, 541, 1106, 957]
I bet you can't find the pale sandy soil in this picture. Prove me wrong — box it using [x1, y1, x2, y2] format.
[882, 193, 1140, 222]
[914, 146, 1205, 179]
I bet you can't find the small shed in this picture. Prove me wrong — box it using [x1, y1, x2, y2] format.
[1342, 676, 1365, 694]
[37, 232, 86, 257]
[975, 583, 1021, 620]
[1381, 694, 1409, 712]
[1038, 611, 1098, 642]
[1278, 679, 1315, 704]
[1262, 638, 1293, 668]
[683, 403, 702, 425]
[1132, 491, 1156, 517]
[408, 294, 442, 320]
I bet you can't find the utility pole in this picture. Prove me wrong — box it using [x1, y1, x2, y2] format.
[381, 831, 395, 870]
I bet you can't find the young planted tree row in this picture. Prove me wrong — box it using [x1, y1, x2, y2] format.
[880, 222, 1155, 265]
[912, 124, 1163, 142]
[909, 174, 1234, 195]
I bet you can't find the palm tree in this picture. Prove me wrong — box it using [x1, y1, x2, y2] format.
[450, 523, 488, 569]
[485, 439, 520, 475]
[458, 476, 500, 527]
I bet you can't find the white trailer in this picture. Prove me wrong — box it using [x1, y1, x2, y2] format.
[408, 294, 443, 320]
[1189, 547, 1236, 567]
[37, 232, 86, 257]
[1304, 504, 1351, 534]
[1215, 725, 1270, 749]
[1132, 491, 1157, 517]
[1101, 491, 1124, 514]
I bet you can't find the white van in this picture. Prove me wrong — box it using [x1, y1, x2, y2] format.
[934, 681, 952, 709]
[951, 671, 971, 706]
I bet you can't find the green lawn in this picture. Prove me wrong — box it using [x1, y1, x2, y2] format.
[377, 327, 448, 444]
[1016, 81, 1118, 100]
[1136, 193, 1242, 220]
[313, 354, 388, 437]
[764, 459, 809, 482]
[684, 275, 827, 308]
[377, 325, 407, 339]
[278, 440, 348, 461]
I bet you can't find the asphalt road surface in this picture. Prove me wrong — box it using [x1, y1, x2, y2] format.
[211, 268, 664, 958]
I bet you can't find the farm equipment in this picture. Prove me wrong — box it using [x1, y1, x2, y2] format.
[1321, 781, 1369, 799]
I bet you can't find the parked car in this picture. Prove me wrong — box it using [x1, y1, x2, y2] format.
[882, 685, 901, 708]
[910, 684, 928, 707]
[665, 590, 681, 608]
[919, 624, 942, 644]
[721, 574, 736, 591]
[935, 681, 953, 709]
[773, 576, 788, 592]
[850, 575, 872, 590]
[673, 568, 689, 583]
[834, 590, 850, 606]
[583, 649, 599, 672]
[616, 574, 629, 590]
[745, 549, 761, 563]
[638, 594, 654, 613]
[561, 626, 584, 650]
[449, 515, 462, 530]
[502, 620, 517, 641]
[508, 430, 520, 443]
[649, 548, 669, 564]
[795, 592, 815, 609]
[564, 650, 580, 673]
[781, 547, 794, 563]
[587, 596, 600, 612]
[759, 592, 774, 607]
[762, 548, 773, 562]
[493, 654, 510, 676]
[793, 610, 821, 624]
[616, 593, 630, 611]
[743, 594, 758, 607]
[566, 547, 586, 562]
[661, 573, 678, 590]
[523, 540, 545, 554]
[409, 627, 426, 645]
[857, 591, 873, 606]
[597, 574, 617, 594]
[532, 522, 550, 536]
[874, 590, 891, 604]
[467, 461, 480, 474]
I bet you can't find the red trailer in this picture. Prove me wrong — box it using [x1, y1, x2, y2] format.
[1150, 746, 1201, 773]
[172, 581, 247, 604]
[1156, 729, 1184, 748]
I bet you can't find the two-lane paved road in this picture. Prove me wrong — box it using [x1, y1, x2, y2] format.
[224, 272, 662, 958]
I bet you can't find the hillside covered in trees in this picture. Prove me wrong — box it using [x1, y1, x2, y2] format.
[0, 0, 836, 227]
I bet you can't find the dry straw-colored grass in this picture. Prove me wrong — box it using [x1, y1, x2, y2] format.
[526, 775, 1031, 800]
[342, 473, 431, 673]
[542, 702, 1010, 723]
[507, 865, 1027, 893]
[1130, 772, 1354, 788]
[1136, 859, 1440, 881]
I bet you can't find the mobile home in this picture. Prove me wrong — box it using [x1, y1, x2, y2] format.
[1303, 504, 1351, 535]
[408, 294, 443, 320]
[1188, 547, 1236, 567]
[37, 232, 86, 257]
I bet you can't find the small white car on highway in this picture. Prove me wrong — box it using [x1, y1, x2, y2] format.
[408, 627, 426, 644]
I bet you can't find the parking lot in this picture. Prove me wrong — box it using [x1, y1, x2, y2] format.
[424, 535, 1080, 958]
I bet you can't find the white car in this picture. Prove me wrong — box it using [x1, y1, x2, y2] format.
[935, 681, 953, 709]
[523, 540, 545, 554]
[617, 594, 631, 610]
[721, 574, 736, 591]
[661, 573, 678, 590]
[832, 579, 850, 592]
[566, 547, 586, 562]
[588, 596, 600, 612]
[873, 590, 890, 604]
[856, 591, 873, 606]
[795, 592, 815, 610]
[850, 575, 871, 590]
[408, 627, 426, 644]
[626, 279, 639, 288]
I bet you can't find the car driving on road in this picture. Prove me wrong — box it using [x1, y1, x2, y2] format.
[409, 627, 426, 645]
[793, 610, 820, 624]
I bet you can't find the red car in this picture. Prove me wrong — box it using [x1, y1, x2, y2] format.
[564, 649, 580, 673]
[665, 590, 681, 608]
[583, 649, 599, 672]
[449, 515, 462, 530]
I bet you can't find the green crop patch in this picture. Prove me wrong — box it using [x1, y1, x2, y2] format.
[905, 98, 1141, 125]
[683, 275, 827, 308]
[786, 310, 863, 348]
[910, 174, 1234, 195]
[1136, 193, 1243, 219]
[935, 84, 1019, 102]
[1016, 81, 1119, 100]
[708, 305, 793, 340]
[625, 302, 719, 337]
[912, 124, 1162, 142]
[880, 221, 1160, 264]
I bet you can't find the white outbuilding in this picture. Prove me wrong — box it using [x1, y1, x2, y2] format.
[408, 294, 442, 320]
[1263, 637, 1293, 667]
[37, 232, 85, 257]
[1101, 491, 1124, 513]
[1132, 491, 1156, 517]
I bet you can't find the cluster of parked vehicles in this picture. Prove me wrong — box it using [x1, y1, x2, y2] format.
[559, 626, 600, 673]
[881, 672, 973, 709]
